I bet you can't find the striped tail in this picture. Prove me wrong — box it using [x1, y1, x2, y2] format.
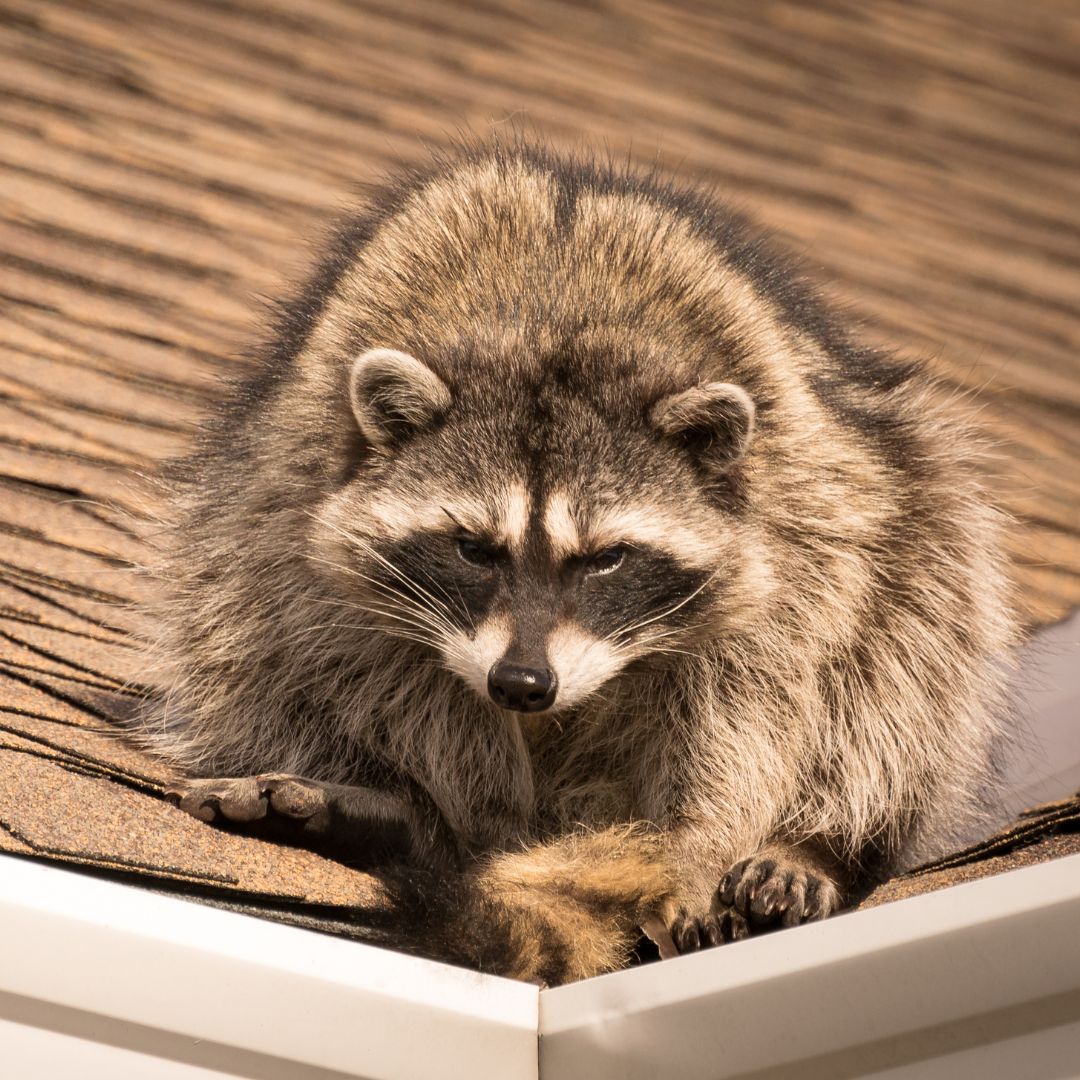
[386, 825, 676, 986]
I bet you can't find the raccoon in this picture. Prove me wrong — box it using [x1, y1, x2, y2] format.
[139, 141, 1016, 985]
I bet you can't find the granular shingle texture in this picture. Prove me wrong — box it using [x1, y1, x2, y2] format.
[857, 795, 1080, 909]
[1, 0, 1079, 970]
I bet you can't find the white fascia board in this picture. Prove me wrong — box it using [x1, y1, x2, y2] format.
[540, 852, 1080, 1080]
[3, 852, 1080, 1079]
[0, 855, 538, 1080]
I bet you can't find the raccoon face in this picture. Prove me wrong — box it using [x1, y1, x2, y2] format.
[313, 346, 764, 715]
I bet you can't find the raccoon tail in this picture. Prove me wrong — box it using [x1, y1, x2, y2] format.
[382, 825, 676, 986]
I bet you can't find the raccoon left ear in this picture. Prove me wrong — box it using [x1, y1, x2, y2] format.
[349, 348, 452, 451]
[650, 382, 755, 473]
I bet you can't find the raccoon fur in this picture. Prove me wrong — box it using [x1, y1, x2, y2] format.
[137, 141, 1016, 985]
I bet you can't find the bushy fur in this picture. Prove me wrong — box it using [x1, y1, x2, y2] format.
[135, 141, 1016, 984]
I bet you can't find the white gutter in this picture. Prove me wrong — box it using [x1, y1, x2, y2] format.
[541, 852, 1080, 1079]
[0, 855, 538, 1080]
[1, 852, 1079, 1079]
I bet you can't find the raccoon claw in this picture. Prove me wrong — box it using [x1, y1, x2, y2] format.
[670, 909, 702, 953]
[670, 905, 749, 954]
[717, 855, 841, 928]
[165, 774, 331, 829]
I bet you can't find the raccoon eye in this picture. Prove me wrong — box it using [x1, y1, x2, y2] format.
[457, 535, 500, 569]
[586, 545, 626, 575]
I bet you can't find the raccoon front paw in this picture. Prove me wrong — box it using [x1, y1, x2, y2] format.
[671, 853, 842, 955]
[669, 904, 749, 953]
[717, 854, 841, 929]
[165, 774, 331, 830]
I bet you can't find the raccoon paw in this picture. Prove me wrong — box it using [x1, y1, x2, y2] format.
[717, 855, 841, 929]
[165, 774, 331, 830]
[669, 904, 749, 953]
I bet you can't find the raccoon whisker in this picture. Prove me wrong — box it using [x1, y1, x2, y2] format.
[304, 512, 470, 629]
[395, 525, 472, 621]
[348, 600, 457, 648]
[633, 623, 709, 652]
[298, 602, 446, 642]
[307, 596, 376, 611]
[380, 564, 466, 629]
[611, 572, 719, 641]
[304, 555, 459, 638]
[309, 595, 443, 631]
[358, 536, 467, 625]
[362, 557, 467, 635]
[365, 589, 460, 639]
[420, 568, 471, 626]
[445, 577, 475, 634]
[334, 585, 452, 629]
[307, 596, 449, 639]
[344, 533, 461, 622]
[305, 511, 462, 622]
[380, 628, 446, 651]
[635, 644, 702, 662]
[410, 568, 473, 635]
[287, 621, 438, 650]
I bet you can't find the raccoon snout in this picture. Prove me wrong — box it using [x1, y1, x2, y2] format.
[487, 661, 557, 713]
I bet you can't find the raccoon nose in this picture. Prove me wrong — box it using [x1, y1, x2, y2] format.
[487, 661, 557, 713]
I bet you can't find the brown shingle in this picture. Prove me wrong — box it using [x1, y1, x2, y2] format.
[0, 0, 1078, 974]
[858, 796, 1080, 909]
[0, 746, 388, 908]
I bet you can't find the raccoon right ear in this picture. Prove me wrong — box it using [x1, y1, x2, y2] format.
[349, 348, 451, 451]
[650, 382, 755, 473]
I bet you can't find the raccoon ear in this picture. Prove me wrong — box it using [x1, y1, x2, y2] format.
[349, 348, 451, 451]
[650, 382, 755, 473]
